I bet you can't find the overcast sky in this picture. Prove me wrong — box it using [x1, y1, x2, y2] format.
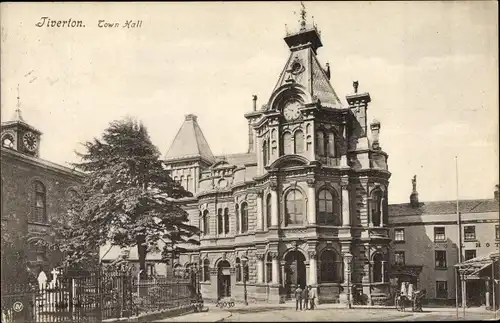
[1, 1, 498, 204]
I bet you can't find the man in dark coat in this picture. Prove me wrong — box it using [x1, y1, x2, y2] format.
[294, 286, 303, 311]
[302, 286, 309, 310]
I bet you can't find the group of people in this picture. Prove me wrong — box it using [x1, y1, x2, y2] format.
[294, 285, 316, 311]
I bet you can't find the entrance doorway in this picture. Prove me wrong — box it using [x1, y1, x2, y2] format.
[284, 250, 306, 299]
[217, 260, 231, 299]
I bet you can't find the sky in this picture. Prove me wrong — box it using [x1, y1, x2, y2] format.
[1, 1, 498, 204]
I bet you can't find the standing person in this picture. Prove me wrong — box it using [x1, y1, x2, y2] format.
[302, 285, 309, 310]
[308, 285, 316, 310]
[294, 286, 303, 311]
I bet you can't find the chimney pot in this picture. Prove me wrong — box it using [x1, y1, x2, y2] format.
[185, 114, 197, 122]
[252, 95, 257, 111]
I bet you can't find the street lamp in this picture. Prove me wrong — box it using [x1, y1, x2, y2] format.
[344, 253, 353, 309]
[241, 255, 249, 305]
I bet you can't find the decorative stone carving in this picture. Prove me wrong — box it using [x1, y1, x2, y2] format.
[306, 178, 315, 187]
[256, 190, 263, 198]
[268, 252, 279, 260]
[256, 254, 265, 261]
[269, 180, 278, 191]
[308, 250, 317, 259]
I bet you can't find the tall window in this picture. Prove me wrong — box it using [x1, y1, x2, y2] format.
[235, 258, 241, 282]
[223, 208, 229, 234]
[31, 181, 47, 223]
[317, 189, 340, 225]
[294, 130, 304, 153]
[320, 250, 340, 282]
[240, 202, 248, 233]
[465, 250, 476, 261]
[434, 227, 445, 241]
[435, 250, 447, 269]
[186, 175, 192, 192]
[266, 253, 272, 283]
[263, 140, 268, 166]
[394, 251, 405, 266]
[464, 226, 476, 241]
[243, 262, 249, 282]
[327, 132, 336, 157]
[285, 189, 304, 225]
[436, 281, 448, 299]
[373, 253, 383, 283]
[371, 190, 382, 227]
[394, 228, 405, 242]
[203, 259, 210, 282]
[496, 225, 499, 240]
[203, 210, 210, 236]
[271, 140, 277, 157]
[266, 194, 272, 229]
[316, 131, 325, 156]
[217, 208, 223, 235]
[235, 204, 240, 233]
[283, 132, 293, 155]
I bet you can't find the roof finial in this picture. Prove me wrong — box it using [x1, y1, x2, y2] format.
[14, 84, 24, 122]
[353, 80, 359, 94]
[300, 1, 307, 31]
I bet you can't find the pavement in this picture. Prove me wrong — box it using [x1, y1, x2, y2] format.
[155, 303, 499, 322]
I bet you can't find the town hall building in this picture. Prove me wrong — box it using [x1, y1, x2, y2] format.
[166, 12, 392, 305]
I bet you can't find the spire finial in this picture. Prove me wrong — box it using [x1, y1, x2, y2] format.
[300, 2, 307, 30]
[14, 84, 24, 122]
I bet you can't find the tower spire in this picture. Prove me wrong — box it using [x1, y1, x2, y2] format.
[13, 84, 24, 122]
[299, 1, 307, 31]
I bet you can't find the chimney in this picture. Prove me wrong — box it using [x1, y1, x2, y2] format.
[252, 95, 257, 112]
[370, 119, 381, 150]
[410, 175, 419, 207]
[495, 184, 499, 201]
[247, 95, 257, 153]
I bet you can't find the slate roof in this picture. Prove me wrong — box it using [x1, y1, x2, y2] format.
[272, 47, 343, 109]
[164, 114, 215, 164]
[389, 199, 499, 217]
[215, 153, 257, 167]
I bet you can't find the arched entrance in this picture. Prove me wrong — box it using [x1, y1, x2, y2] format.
[217, 260, 231, 299]
[284, 250, 306, 299]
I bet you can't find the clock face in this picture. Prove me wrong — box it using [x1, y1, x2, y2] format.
[23, 132, 38, 152]
[283, 101, 301, 121]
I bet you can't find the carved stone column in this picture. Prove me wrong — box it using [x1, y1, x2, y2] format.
[256, 191, 263, 231]
[271, 252, 280, 284]
[307, 179, 316, 225]
[270, 181, 279, 227]
[256, 254, 264, 283]
[308, 251, 318, 286]
[341, 180, 351, 227]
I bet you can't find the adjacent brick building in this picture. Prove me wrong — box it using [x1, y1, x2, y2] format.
[1, 108, 84, 277]
[166, 14, 392, 305]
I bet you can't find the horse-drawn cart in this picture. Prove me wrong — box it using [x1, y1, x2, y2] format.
[394, 282, 426, 312]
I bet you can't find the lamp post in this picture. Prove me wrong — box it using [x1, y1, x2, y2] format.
[241, 255, 249, 305]
[344, 253, 353, 309]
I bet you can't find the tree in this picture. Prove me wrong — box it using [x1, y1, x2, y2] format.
[49, 118, 199, 278]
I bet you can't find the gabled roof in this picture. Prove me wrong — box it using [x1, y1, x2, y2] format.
[164, 114, 215, 164]
[271, 47, 343, 109]
[214, 153, 257, 167]
[389, 199, 499, 217]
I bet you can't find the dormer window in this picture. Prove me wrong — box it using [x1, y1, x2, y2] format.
[2, 134, 15, 149]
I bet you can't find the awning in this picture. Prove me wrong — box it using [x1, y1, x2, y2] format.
[455, 252, 499, 279]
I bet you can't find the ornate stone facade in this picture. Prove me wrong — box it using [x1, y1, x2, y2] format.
[164, 15, 391, 305]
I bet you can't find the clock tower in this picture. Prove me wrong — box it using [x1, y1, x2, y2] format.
[1, 101, 42, 158]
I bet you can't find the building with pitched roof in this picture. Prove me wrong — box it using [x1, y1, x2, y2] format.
[165, 7, 392, 305]
[388, 177, 499, 307]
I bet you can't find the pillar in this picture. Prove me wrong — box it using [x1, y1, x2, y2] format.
[341, 182, 351, 226]
[308, 251, 318, 285]
[270, 182, 279, 227]
[340, 121, 349, 167]
[485, 279, 491, 309]
[256, 191, 263, 231]
[271, 253, 279, 284]
[380, 196, 386, 228]
[307, 180, 316, 225]
[257, 254, 264, 284]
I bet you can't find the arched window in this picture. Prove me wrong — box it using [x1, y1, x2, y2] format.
[327, 132, 336, 157]
[203, 259, 210, 282]
[224, 208, 229, 234]
[174, 176, 179, 184]
[271, 140, 277, 158]
[235, 258, 241, 282]
[371, 190, 382, 227]
[235, 204, 240, 233]
[320, 250, 341, 283]
[283, 132, 293, 155]
[32, 181, 47, 223]
[266, 194, 272, 229]
[217, 208, 223, 235]
[294, 130, 304, 154]
[316, 131, 325, 156]
[203, 210, 210, 235]
[266, 253, 272, 283]
[317, 189, 340, 225]
[179, 175, 185, 189]
[373, 253, 383, 283]
[263, 140, 268, 166]
[2, 134, 15, 149]
[240, 202, 248, 233]
[285, 189, 304, 226]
